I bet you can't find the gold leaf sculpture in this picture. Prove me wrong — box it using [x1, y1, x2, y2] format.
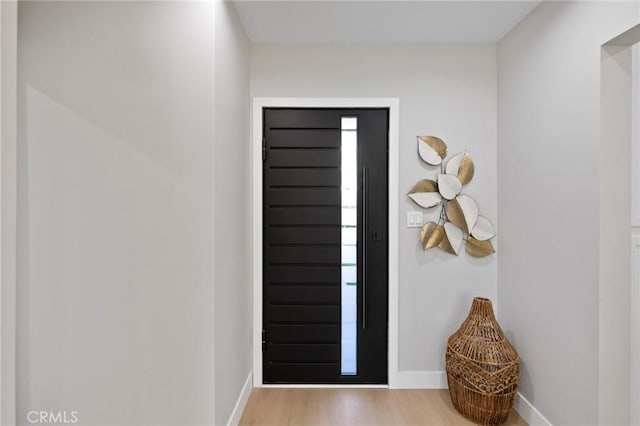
[409, 136, 495, 257]
[446, 151, 475, 185]
[456, 195, 479, 234]
[471, 216, 496, 241]
[443, 222, 463, 255]
[408, 179, 441, 209]
[445, 199, 468, 234]
[439, 233, 457, 255]
[418, 136, 448, 166]
[465, 237, 495, 258]
[457, 152, 475, 185]
[409, 179, 438, 193]
[437, 174, 462, 201]
[420, 222, 444, 250]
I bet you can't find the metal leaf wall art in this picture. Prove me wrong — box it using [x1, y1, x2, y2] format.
[409, 136, 495, 257]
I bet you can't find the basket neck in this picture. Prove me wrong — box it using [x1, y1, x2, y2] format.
[468, 297, 495, 319]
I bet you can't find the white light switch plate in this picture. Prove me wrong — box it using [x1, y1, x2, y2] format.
[407, 211, 423, 228]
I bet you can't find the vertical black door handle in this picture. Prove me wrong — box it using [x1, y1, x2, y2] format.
[362, 167, 368, 329]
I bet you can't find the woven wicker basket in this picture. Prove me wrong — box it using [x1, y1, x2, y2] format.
[446, 297, 519, 426]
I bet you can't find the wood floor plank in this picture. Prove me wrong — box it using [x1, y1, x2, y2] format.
[238, 388, 528, 426]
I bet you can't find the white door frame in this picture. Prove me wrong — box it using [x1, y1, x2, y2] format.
[632, 44, 640, 426]
[601, 25, 640, 425]
[631, 236, 640, 426]
[251, 98, 399, 388]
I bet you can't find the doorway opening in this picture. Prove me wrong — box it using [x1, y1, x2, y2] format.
[600, 25, 640, 425]
[251, 98, 400, 387]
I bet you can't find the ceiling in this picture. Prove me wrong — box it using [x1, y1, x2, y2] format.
[232, 1, 541, 44]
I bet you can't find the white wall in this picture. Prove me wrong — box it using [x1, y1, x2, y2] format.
[497, 2, 639, 425]
[1, 1, 18, 424]
[17, 2, 216, 425]
[251, 45, 497, 376]
[631, 42, 640, 426]
[214, 2, 251, 425]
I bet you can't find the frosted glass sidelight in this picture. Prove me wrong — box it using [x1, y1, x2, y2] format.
[341, 117, 358, 376]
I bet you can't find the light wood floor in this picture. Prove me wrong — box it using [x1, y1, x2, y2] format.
[239, 388, 527, 426]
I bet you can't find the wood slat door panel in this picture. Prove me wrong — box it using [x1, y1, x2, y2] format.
[266, 285, 341, 305]
[268, 306, 339, 324]
[267, 247, 340, 264]
[269, 129, 340, 148]
[264, 365, 338, 383]
[268, 325, 339, 343]
[266, 227, 340, 245]
[268, 344, 339, 362]
[264, 109, 340, 128]
[266, 208, 339, 226]
[266, 266, 339, 284]
[266, 188, 339, 206]
[268, 149, 339, 168]
[268, 169, 340, 187]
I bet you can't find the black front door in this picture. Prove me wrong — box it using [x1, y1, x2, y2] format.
[262, 108, 388, 384]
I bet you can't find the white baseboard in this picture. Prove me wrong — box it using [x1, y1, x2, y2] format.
[513, 392, 552, 426]
[393, 370, 448, 389]
[226, 372, 253, 426]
